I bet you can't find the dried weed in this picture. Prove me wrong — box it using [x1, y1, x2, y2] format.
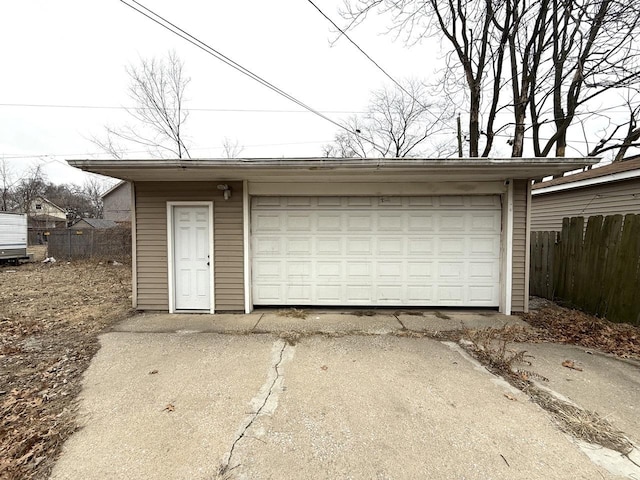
[463, 325, 633, 454]
[276, 308, 308, 320]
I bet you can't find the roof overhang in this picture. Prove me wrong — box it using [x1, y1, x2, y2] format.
[67, 157, 599, 183]
[532, 167, 640, 195]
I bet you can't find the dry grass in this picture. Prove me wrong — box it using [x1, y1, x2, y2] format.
[276, 308, 308, 319]
[0, 261, 132, 480]
[463, 325, 633, 454]
[527, 387, 633, 454]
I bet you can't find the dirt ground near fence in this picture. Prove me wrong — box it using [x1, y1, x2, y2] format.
[0, 261, 132, 480]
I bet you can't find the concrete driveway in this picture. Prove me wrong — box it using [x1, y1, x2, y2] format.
[51, 312, 637, 479]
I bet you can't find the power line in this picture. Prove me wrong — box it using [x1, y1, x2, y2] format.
[0, 140, 336, 160]
[119, 0, 387, 151]
[305, 0, 448, 126]
[0, 103, 366, 114]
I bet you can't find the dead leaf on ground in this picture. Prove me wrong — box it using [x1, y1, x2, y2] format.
[320, 365, 328, 371]
[522, 304, 640, 359]
[149, 369, 158, 375]
[163, 403, 175, 412]
[562, 360, 583, 371]
[504, 393, 518, 401]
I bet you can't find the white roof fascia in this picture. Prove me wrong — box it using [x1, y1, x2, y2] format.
[532, 169, 640, 196]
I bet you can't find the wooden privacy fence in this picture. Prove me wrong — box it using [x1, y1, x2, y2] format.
[46, 227, 132, 260]
[530, 214, 640, 326]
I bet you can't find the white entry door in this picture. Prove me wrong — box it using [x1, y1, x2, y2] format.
[172, 205, 212, 311]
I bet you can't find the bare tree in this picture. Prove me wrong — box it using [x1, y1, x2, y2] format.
[221, 138, 245, 158]
[94, 52, 191, 159]
[14, 165, 47, 215]
[81, 178, 107, 218]
[587, 91, 640, 162]
[0, 159, 17, 211]
[341, 0, 640, 161]
[323, 80, 454, 157]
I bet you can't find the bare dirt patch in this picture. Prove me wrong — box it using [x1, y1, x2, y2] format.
[0, 261, 132, 480]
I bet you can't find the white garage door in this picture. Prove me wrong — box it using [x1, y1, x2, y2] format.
[251, 196, 501, 307]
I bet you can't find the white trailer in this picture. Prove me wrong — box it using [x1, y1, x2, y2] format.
[0, 213, 28, 264]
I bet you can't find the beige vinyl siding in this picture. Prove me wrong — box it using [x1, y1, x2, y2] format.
[135, 181, 244, 311]
[511, 179, 528, 313]
[531, 178, 640, 231]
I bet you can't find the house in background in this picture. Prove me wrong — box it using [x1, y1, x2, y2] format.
[27, 196, 68, 229]
[68, 157, 595, 315]
[102, 181, 132, 223]
[69, 218, 118, 230]
[531, 158, 640, 231]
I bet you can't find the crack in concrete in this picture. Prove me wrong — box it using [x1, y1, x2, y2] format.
[219, 340, 289, 475]
[251, 313, 265, 331]
[393, 314, 407, 330]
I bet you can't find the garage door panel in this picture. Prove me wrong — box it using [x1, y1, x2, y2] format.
[251, 196, 500, 307]
[347, 215, 373, 230]
[439, 214, 466, 231]
[347, 198, 373, 207]
[377, 238, 403, 255]
[469, 286, 497, 302]
[317, 197, 342, 207]
[471, 213, 501, 231]
[286, 214, 311, 230]
[378, 213, 403, 230]
[286, 197, 312, 207]
[254, 284, 282, 303]
[408, 213, 434, 230]
[470, 237, 500, 256]
[437, 238, 466, 255]
[347, 262, 372, 279]
[437, 285, 464, 302]
[407, 262, 434, 280]
[408, 285, 433, 302]
[376, 285, 403, 303]
[316, 237, 342, 255]
[316, 261, 342, 278]
[287, 261, 311, 279]
[377, 262, 403, 279]
[254, 260, 281, 278]
[254, 213, 281, 231]
[347, 285, 373, 302]
[317, 214, 341, 231]
[439, 196, 465, 207]
[287, 284, 311, 303]
[438, 262, 465, 280]
[408, 238, 434, 254]
[255, 237, 281, 254]
[286, 238, 312, 255]
[316, 284, 342, 303]
[469, 262, 499, 280]
[347, 238, 373, 255]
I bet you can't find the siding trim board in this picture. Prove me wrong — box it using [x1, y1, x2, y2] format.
[503, 181, 514, 315]
[243, 180, 252, 313]
[131, 182, 137, 309]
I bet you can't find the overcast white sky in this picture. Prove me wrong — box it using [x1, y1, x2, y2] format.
[0, 0, 448, 187]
